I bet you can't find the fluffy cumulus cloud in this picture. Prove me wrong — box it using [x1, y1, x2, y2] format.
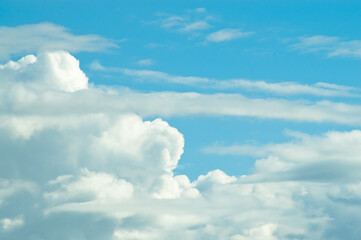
[0, 50, 88, 92]
[1, 51, 361, 239]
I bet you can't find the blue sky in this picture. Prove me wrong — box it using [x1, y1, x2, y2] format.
[1, 0, 361, 239]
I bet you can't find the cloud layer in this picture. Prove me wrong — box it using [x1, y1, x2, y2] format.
[92, 61, 360, 97]
[1, 51, 361, 239]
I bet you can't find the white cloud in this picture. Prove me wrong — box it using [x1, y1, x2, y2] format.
[113, 229, 159, 240]
[194, 8, 206, 13]
[205, 130, 361, 183]
[1, 51, 361, 239]
[179, 21, 211, 32]
[231, 224, 278, 240]
[0, 23, 117, 60]
[206, 28, 254, 42]
[0, 51, 88, 92]
[3, 85, 361, 126]
[136, 58, 156, 66]
[91, 63, 208, 84]
[91, 62, 359, 97]
[0, 179, 36, 206]
[291, 35, 361, 58]
[195, 169, 237, 192]
[45, 169, 134, 204]
[1, 215, 24, 231]
[154, 11, 211, 34]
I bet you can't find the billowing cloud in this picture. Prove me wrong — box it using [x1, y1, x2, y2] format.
[0, 50, 88, 92]
[44, 169, 134, 204]
[1, 51, 361, 239]
[0, 23, 117, 60]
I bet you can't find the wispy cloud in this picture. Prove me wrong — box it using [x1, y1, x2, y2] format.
[0, 23, 118, 60]
[194, 8, 206, 13]
[91, 61, 209, 84]
[206, 28, 254, 42]
[291, 35, 361, 58]
[91, 62, 360, 97]
[136, 59, 156, 66]
[2, 52, 361, 126]
[153, 9, 211, 34]
[179, 21, 211, 32]
[1, 216, 24, 231]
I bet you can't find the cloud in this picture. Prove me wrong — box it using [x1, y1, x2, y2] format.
[1, 215, 24, 231]
[206, 28, 254, 42]
[90, 62, 209, 84]
[0, 23, 117, 60]
[204, 130, 361, 183]
[153, 11, 211, 34]
[291, 35, 361, 58]
[2, 55, 361, 127]
[92, 62, 359, 97]
[136, 58, 156, 66]
[0, 51, 88, 92]
[0, 179, 36, 205]
[194, 8, 206, 13]
[1, 51, 361, 239]
[44, 169, 134, 204]
[231, 224, 278, 240]
[195, 169, 237, 192]
[180, 21, 211, 32]
[113, 229, 159, 240]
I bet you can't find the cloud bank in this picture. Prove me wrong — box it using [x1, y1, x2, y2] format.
[1, 51, 361, 239]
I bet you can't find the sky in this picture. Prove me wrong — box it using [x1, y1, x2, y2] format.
[0, 0, 361, 239]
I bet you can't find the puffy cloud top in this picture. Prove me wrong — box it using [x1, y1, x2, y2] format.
[0, 51, 88, 92]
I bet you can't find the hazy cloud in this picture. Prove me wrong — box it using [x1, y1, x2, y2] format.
[136, 58, 156, 66]
[0, 23, 117, 60]
[291, 35, 361, 58]
[153, 11, 211, 34]
[1, 216, 24, 231]
[206, 28, 254, 42]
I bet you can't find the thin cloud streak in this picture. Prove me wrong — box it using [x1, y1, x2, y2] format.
[206, 28, 254, 42]
[91, 62, 360, 97]
[0, 23, 118, 60]
[291, 35, 361, 58]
